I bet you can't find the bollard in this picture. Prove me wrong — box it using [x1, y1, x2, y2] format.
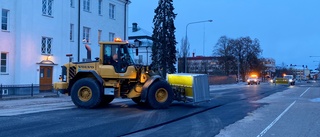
[31, 83, 34, 97]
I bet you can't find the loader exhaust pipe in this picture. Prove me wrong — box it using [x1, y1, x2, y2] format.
[84, 43, 91, 61]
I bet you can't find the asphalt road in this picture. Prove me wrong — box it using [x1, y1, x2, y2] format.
[0, 82, 319, 137]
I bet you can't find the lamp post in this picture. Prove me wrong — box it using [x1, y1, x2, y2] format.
[184, 20, 213, 73]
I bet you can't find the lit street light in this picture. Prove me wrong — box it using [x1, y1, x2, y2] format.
[184, 20, 213, 73]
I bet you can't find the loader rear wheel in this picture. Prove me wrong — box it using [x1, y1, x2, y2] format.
[147, 80, 173, 109]
[71, 78, 102, 108]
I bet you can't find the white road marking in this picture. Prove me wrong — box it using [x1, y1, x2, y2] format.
[299, 87, 310, 97]
[257, 101, 296, 137]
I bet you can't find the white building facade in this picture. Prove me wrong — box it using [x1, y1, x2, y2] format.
[0, 0, 129, 90]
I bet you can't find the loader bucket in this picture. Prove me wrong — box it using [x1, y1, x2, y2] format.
[167, 73, 210, 104]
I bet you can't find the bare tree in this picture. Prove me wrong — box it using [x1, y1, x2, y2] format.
[180, 37, 190, 57]
[213, 36, 234, 75]
[213, 36, 263, 79]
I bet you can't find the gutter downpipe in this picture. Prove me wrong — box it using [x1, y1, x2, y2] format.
[124, 0, 129, 40]
[77, 0, 81, 62]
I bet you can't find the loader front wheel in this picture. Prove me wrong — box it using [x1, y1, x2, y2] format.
[71, 78, 102, 108]
[147, 80, 173, 109]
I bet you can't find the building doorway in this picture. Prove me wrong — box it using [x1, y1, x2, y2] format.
[39, 66, 53, 91]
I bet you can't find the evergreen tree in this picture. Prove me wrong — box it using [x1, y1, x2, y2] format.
[151, 0, 177, 78]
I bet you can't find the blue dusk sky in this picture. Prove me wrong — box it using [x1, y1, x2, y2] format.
[128, 0, 320, 70]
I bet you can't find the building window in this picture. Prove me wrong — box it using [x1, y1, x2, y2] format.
[83, 0, 90, 12]
[70, 0, 74, 8]
[109, 3, 115, 19]
[98, 0, 102, 15]
[70, 24, 74, 41]
[1, 53, 8, 73]
[1, 9, 9, 31]
[83, 27, 90, 43]
[98, 30, 102, 42]
[109, 32, 115, 41]
[42, 0, 54, 16]
[41, 37, 52, 54]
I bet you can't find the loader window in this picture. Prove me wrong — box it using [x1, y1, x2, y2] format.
[103, 45, 112, 65]
[103, 44, 134, 73]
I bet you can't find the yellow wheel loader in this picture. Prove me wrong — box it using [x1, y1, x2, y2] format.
[54, 38, 210, 109]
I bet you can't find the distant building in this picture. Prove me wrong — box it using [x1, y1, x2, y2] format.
[128, 23, 152, 65]
[178, 55, 222, 74]
[261, 58, 276, 78]
[0, 0, 129, 90]
[292, 67, 310, 80]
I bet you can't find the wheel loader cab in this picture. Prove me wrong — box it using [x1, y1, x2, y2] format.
[101, 42, 134, 73]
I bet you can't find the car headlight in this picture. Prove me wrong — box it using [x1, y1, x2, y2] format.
[254, 79, 257, 82]
[247, 80, 250, 82]
[289, 79, 293, 82]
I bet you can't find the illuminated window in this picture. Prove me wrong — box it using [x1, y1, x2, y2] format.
[0, 53, 8, 73]
[109, 3, 115, 19]
[83, 0, 90, 12]
[109, 32, 115, 41]
[83, 27, 90, 42]
[41, 37, 52, 54]
[1, 9, 9, 31]
[42, 0, 54, 16]
[98, 0, 102, 15]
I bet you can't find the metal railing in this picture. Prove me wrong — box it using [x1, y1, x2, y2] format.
[0, 84, 56, 99]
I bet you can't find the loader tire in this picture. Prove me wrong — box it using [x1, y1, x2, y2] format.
[146, 80, 173, 109]
[71, 78, 102, 108]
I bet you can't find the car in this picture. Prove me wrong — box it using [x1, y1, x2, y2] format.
[283, 75, 295, 85]
[270, 78, 276, 83]
[247, 75, 260, 85]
